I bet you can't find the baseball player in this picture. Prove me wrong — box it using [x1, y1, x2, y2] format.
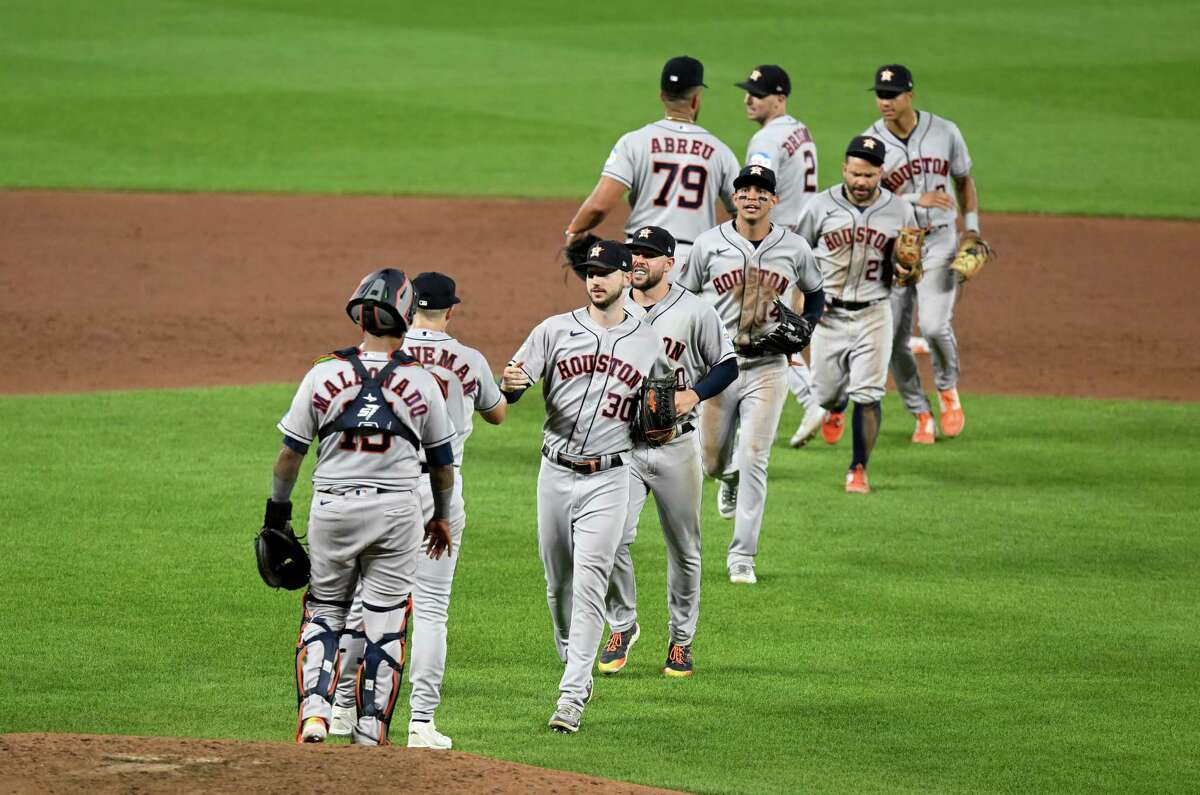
[564, 55, 740, 264]
[864, 64, 981, 443]
[678, 165, 824, 585]
[735, 64, 826, 449]
[794, 135, 919, 493]
[598, 225, 737, 678]
[329, 273, 506, 750]
[500, 240, 667, 734]
[269, 268, 455, 745]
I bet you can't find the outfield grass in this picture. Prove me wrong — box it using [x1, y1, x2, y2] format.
[1, 1, 1198, 216]
[1, 386, 1197, 792]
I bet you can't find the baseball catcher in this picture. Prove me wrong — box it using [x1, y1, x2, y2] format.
[636, 376, 678, 447]
[892, 226, 925, 286]
[736, 298, 814, 358]
[950, 231, 994, 281]
[255, 498, 309, 590]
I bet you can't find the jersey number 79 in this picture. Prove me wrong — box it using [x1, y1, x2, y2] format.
[652, 162, 708, 209]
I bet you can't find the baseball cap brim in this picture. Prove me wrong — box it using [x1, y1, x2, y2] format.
[627, 243, 672, 257]
[733, 175, 775, 193]
[735, 81, 771, 97]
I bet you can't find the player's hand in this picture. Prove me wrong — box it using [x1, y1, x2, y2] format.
[424, 518, 453, 560]
[501, 361, 531, 392]
[916, 191, 956, 210]
[674, 389, 700, 416]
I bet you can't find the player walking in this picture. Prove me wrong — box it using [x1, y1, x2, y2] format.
[501, 241, 667, 733]
[678, 165, 824, 585]
[794, 136, 919, 493]
[564, 55, 740, 264]
[267, 268, 455, 746]
[597, 226, 736, 678]
[735, 64, 826, 448]
[863, 64, 981, 443]
[329, 272, 506, 749]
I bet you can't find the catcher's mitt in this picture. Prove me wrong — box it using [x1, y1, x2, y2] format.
[636, 376, 678, 447]
[950, 232, 994, 281]
[255, 499, 309, 590]
[737, 299, 814, 357]
[562, 233, 603, 280]
[893, 226, 925, 287]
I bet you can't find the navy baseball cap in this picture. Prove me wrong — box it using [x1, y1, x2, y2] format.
[871, 64, 914, 94]
[413, 272, 461, 310]
[626, 225, 676, 257]
[736, 64, 791, 98]
[581, 240, 633, 272]
[733, 164, 777, 194]
[661, 56, 707, 92]
[846, 135, 886, 166]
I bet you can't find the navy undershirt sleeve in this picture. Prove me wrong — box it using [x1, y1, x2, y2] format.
[692, 358, 738, 401]
[502, 387, 526, 404]
[425, 442, 454, 467]
[801, 288, 825, 327]
[282, 435, 310, 455]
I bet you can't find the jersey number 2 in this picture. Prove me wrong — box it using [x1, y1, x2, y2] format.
[652, 162, 708, 209]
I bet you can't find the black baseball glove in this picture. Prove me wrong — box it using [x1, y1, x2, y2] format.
[635, 376, 678, 447]
[737, 299, 814, 357]
[255, 498, 309, 590]
[562, 233, 603, 279]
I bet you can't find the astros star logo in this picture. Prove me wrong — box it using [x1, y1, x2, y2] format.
[863, 138, 876, 149]
[590, 243, 603, 258]
[638, 228, 653, 239]
[881, 69, 894, 81]
[750, 166, 763, 175]
[750, 69, 762, 81]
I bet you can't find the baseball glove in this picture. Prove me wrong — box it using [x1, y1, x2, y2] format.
[255, 499, 309, 590]
[893, 226, 925, 287]
[737, 299, 814, 357]
[635, 376, 678, 447]
[950, 232, 994, 281]
[562, 233, 603, 279]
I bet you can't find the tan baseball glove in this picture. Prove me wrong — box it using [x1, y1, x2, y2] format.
[950, 232, 994, 281]
[893, 226, 925, 287]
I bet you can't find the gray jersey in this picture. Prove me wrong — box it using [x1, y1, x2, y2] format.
[863, 112, 972, 230]
[795, 186, 918, 303]
[678, 221, 823, 350]
[278, 350, 455, 491]
[624, 283, 736, 423]
[513, 309, 665, 456]
[603, 120, 740, 245]
[746, 114, 818, 229]
[403, 328, 502, 466]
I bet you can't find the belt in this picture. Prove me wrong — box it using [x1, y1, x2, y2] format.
[317, 487, 405, 496]
[828, 296, 882, 311]
[675, 239, 694, 245]
[541, 445, 626, 475]
[676, 421, 696, 436]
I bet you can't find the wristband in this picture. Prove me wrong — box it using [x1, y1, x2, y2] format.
[964, 212, 980, 233]
[432, 486, 453, 520]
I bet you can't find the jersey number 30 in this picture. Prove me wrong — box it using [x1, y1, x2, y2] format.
[652, 162, 708, 209]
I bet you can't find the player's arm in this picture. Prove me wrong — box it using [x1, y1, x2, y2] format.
[565, 176, 627, 243]
[792, 246, 825, 327]
[421, 386, 457, 560]
[952, 173, 980, 233]
[268, 370, 316, 519]
[676, 358, 737, 415]
[500, 324, 548, 403]
[473, 353, 507, 424]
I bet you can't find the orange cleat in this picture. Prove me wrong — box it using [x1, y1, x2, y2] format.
[822, 411, 846, 445]
[912, 412, 936, 444]
[844, 464, 870, 494]
[938, 388, 965, 438]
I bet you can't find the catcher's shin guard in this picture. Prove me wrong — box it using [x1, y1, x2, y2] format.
[294, 594, 349, 738]
[351, 597, 412, 746]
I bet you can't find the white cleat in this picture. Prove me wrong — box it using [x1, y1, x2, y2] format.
[300, 717, 328, 744]
[729, 562, 757, 585]
[330, 704, 355, 737]
[789, 409, 826, 448]
[408, 719, 453, 750]
[717, 480, 737, 519]
[908, 336, 931, 356]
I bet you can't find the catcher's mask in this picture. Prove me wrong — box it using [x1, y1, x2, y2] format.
[346, 268, 415, 337]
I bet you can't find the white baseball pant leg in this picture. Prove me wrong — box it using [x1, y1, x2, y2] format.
[890, 227, 960, 414]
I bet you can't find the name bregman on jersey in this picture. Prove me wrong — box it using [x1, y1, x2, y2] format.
[311, 366, 430, 416]
[650, 137, 716, 159]
[712, 267, 790, 296]
[781, 127, 814, 157]
[555, 353, 645, 389]
[883, 157, 950, 191]
[822, 227, 891, 252]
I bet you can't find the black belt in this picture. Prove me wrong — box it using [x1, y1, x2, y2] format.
[677, 421, 696, 436]
[541, 445, 625, 475]
[675, 239, 694, 245]
[317, 487, 403, 496]
[828, 296, 881, 311]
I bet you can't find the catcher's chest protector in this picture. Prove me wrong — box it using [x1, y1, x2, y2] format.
[317, 349, 420, 449]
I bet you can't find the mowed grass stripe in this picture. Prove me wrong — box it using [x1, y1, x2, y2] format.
[0, 386, 1197, 792]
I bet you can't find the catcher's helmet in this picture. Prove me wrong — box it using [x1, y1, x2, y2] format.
[346, 268, 415, 337]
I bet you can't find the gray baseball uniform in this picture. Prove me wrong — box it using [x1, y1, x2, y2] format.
[513, 309, 666, 711]
[863, 112, 973, 413]
[794, 186, 917, 407]
[333, 330, 502, 725]
[279, 349, 454, 744]
[606, 285, 735, 645]
[603, 120, 740, 262]
[678, 222, 822, 569]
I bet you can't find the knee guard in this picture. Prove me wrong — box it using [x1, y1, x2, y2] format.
[351, 597, 412, 746]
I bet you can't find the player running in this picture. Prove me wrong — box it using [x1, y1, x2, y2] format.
[501, 241, 667, 734]
[564, 55, 740, 264]
[678, 165, 824, 585]
[597, 225, 737, 679]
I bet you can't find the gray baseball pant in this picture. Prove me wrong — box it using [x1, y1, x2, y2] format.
[890, 226, 960, 414]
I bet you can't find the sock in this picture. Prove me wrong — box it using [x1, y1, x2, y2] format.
[851, 401, 882, 469]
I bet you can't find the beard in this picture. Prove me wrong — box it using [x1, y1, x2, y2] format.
[633, 270, 664, 291]
[590, 290, 620, 310]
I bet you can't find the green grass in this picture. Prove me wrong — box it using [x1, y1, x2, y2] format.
[1, 385, 1197, 792]
[1, 0, 1198, 216]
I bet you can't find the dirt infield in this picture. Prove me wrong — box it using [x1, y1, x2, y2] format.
[1, 189, 1197, 400]
[0, 733, 682, 794]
